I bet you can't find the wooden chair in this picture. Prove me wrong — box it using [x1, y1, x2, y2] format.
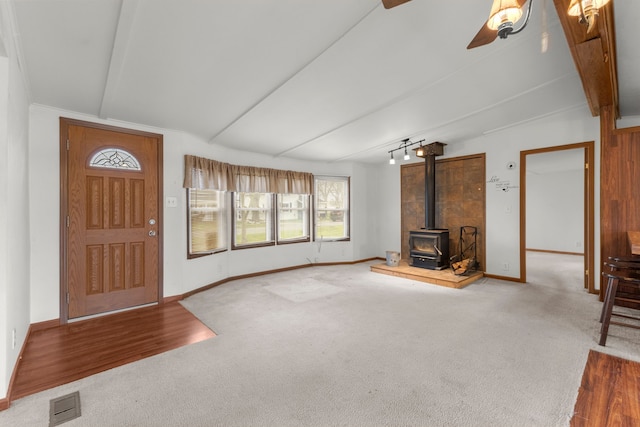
[608, 256, 640, 263]
[600, 262, 640, 346]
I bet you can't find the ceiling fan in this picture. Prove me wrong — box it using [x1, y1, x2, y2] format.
[467, 0, 533, 49]
[383, 0, 611, 49]
[380, 0, 533, 48]
[467, 0, 612, 50]
[380, 0, 533, 47]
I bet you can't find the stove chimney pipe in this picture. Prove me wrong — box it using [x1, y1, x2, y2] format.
[415, 142, 446, 230]
[425, 153, 436, 229]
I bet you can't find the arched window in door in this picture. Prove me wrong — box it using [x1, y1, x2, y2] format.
[89, 148, 142, 171]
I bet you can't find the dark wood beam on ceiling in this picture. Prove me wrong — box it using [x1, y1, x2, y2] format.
[552, 0, 619, 118]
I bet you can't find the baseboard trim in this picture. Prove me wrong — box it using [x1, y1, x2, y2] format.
[2, 320, 36, 411]
[163, 295, 183, 304]
[183, 257, 383, 299]
[483, 273, 524, 283]
[30, 318, 60, 332]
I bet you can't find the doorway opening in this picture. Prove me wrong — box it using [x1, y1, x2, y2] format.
[519, 142, 595, 293]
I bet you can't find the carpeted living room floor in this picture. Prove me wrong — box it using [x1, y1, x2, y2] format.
[2, 252, 640, 426]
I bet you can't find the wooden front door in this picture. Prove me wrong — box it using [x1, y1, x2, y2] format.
[61, 118, 163, 320]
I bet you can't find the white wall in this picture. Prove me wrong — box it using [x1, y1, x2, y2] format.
[618, 115, 640, 129]
[0, 4, 31, 401]
[526, 168, 584, 253]
[374, 106, 601, 280]
[0, 52, 8, 405]
[28, 105, 380, 323]
[372, 163, 402, 256]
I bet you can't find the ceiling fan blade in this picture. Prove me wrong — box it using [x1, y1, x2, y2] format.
[466, 0, 528, 49]
[382, 0, 412, 9]
[467, 22, 498, 49]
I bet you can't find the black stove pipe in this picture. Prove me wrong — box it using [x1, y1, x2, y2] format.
[424, 153, 436, 230]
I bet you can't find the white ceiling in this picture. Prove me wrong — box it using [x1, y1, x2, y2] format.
[8, 0, 639, 164]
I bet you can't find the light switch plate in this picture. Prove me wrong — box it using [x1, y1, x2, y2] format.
[166, 197, 178, 208]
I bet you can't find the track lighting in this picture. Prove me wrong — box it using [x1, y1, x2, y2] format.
[387, 138, 425, 165]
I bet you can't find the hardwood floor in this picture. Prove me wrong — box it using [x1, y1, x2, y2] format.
[11, 302, 215, 401]
[571, 350, 640, 426]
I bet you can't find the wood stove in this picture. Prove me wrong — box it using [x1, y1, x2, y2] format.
[409, 141, 450, 270]
[409, 229, 449, 270]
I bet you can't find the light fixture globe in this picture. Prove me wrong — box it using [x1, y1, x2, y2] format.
[567, 0, 611, 31]
[567, 0, 611, 16]
[487, 0, 523, 31]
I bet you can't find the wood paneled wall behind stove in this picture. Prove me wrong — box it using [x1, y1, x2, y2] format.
[401, 154, 486, 270]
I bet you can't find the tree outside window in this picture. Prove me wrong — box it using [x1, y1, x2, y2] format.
[277, 193, 310, 243]
[233, 192, 275, 247]
[315, 176, 350, 241]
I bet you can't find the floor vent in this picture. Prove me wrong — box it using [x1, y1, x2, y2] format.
[49, 391, 81, 426]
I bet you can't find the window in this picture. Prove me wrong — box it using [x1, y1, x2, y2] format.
[89, 148, 141, 170]
[314, 176, 350, 241]
[187, 189, 227, 257]
[277, 193, 310, 243]
[233, 192, 275, 248]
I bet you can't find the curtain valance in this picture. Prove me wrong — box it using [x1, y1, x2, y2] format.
[183, 155, 314, 194]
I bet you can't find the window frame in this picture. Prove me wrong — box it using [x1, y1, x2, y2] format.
[231, 192, 276, 250]
[276, 193, 311, 245]
[313, 176, 351, 242]
[186, 188, 228, 259]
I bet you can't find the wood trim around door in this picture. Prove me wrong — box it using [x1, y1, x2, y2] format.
[519, 142, 595, 293]
[59, 117, 164, 324]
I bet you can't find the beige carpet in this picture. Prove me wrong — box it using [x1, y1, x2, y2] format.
[2, 253, 640, 426]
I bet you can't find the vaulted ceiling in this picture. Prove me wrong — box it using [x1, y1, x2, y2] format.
[8, 0, 639, 164]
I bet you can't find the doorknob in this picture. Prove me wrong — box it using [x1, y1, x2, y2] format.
[149, 230, 156, 237]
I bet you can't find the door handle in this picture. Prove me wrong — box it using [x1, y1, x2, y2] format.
[148, 230, 156, 237]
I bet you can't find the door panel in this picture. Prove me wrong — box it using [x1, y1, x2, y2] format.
[64, 121, 162, 319]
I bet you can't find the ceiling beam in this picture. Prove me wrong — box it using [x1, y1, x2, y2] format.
[552, 0, 618, 117]
[99, 0, 140, 120]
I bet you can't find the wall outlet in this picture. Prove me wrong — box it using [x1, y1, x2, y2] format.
[502, 262, 510, 271]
